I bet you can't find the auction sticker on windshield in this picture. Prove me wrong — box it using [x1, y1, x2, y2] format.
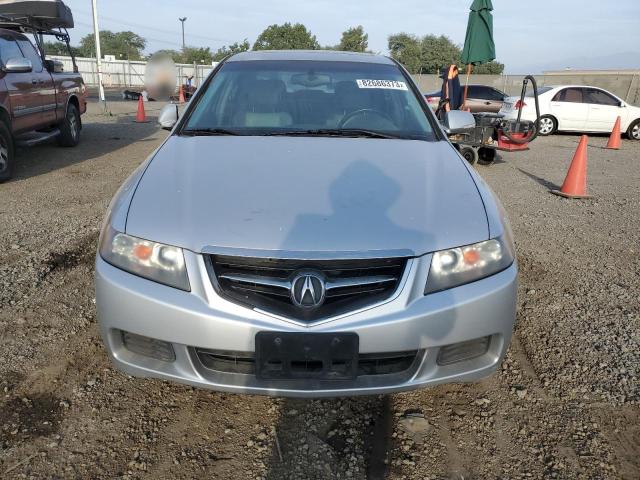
[356, 79, 408, 91]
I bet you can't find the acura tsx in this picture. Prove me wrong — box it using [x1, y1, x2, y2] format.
[96, 50, 517, 397]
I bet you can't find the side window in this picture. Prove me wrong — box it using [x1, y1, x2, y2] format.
[0, 37, 25, 66]
[487, 88, 505, 101]
[553, 88, 584, 103]
[16, 39, 43, 73]
[585, 88, 619, 106]
[467, 85, 484, 99]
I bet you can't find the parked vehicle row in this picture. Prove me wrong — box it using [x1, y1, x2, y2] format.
[425, 84, 508, 113]
[500, 85, 640, 139]
[425, 81, 640, 140]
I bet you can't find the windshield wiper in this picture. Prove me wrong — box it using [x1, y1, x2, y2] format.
[263, 128, 402, 139]
[181, 128, 240, 136]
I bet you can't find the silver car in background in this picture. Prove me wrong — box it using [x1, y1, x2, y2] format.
[96, 50, 517, 397]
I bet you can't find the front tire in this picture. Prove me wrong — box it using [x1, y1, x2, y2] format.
[538, 115, 557, 136]
[460, 146, 479, 165]
[627, 119, 640, 140]
[57, 103, 81, 147]
[0, 121, 15, 183]
[478, 147, 496, 165]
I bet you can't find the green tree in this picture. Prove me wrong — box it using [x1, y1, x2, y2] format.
[253, 23, 319, 51]
[78, 30, 146, 60]
[467, 60, 504, 74]
[388, 33, 423, 74]
[42, 41, 80, 57]
[389, 33, 504, 75]
[337, 26, 368, 52]
[420, 35, 462, 74]
[180, 46, 213, 64]
[212, 39, 250, 61]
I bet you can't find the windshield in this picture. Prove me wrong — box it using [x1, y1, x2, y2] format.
[525, 86, 553, 97]
[183, 60, 435, 140]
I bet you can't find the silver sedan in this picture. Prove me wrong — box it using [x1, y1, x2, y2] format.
[96, 50, 517, 397]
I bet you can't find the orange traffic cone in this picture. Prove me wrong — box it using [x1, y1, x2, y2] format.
[551, 135, 591, 199]
[179, 85, 186, 103]
[135, 95, 148, 123]
[606, 116, 621, 150]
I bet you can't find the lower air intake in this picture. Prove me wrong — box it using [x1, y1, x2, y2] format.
[195, 349, 419, 377]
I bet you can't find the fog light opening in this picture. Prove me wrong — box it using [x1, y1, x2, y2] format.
[121, 331, 176, 362]
[437, 336, 491, 366]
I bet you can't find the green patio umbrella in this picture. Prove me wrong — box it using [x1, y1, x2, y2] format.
[461, 0, 496, 105]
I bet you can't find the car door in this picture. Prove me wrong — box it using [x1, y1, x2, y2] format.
[549, 87, 589, 131]
[465, 85, 489, 112]
[15, 37, 57, 124]
[584, 88, 626, 132]
[0, 34, 41, 133]
[466, 86, 504, 113]
[482, 87, 506, 113]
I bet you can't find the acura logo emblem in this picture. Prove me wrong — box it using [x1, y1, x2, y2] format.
[290, 271, 326, 309]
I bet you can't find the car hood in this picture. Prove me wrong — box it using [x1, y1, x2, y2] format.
[126, 136, 488, 257]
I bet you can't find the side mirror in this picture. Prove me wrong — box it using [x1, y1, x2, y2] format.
[441, 110, 476, 135]
[45, 59, 65, 73]
[158, 103, 179, 130]
[4, 58, 32, 73]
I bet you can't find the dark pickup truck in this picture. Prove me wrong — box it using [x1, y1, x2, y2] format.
[0, 27, 87, 181]
[0, 1, 88, 182]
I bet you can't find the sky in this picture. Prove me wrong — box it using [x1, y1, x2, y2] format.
[63, 0, 640, 73]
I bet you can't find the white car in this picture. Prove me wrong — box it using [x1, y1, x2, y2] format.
[499, 85, 640, 140]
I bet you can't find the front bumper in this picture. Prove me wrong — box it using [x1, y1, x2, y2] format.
[96, 252, 517, 397]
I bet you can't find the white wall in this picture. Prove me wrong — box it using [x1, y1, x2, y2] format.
[49, 55, 216, 88]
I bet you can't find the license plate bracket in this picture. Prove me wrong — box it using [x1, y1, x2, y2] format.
[255, 332, 359, 380]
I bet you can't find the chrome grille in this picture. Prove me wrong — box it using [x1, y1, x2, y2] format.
[207, 255, 407, 321]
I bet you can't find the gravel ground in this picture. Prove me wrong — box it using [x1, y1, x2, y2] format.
[0, 100, 638, 479]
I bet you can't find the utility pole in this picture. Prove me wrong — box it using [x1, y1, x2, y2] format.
[91, 0, 106, 109]
[179, 17, 187, 50]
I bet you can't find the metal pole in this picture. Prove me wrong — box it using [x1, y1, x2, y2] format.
[179, 17, 187, 50]
[624, 73, 636, 103]
[91, 0, 106, 108]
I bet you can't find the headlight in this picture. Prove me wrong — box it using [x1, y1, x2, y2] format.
[99, 225, 190, 291]
[425, 235, 514, 294]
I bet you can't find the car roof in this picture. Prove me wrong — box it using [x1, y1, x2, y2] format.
[0, 27, 29, 40]
[545, 85, 612, 90]
[227, 50, 396, 65]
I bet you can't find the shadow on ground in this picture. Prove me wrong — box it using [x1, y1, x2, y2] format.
[264, 396, 392, 480]
[517, 167, 561, 190]
[9, 104, 164, 183]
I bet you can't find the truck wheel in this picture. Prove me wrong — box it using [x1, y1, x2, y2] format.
[57, 103, 81, 147]
[0, 122, 14, 183]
